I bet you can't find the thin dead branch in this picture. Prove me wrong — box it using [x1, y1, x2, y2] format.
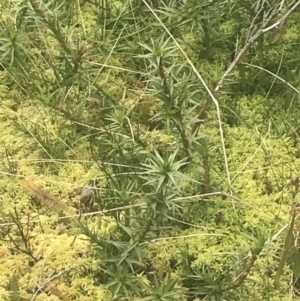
[192, 0, 300, 134]
[31, 266, 73, 301]
[215, 0, 300, 93]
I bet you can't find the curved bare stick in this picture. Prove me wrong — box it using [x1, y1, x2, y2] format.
[215, 0, 300, 93]
[191, 0, 300, 136]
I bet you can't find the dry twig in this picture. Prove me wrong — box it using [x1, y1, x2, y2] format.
[192, 0, 300, 134]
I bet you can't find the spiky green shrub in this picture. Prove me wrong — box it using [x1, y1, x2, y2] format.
[1, 0, 300, 301]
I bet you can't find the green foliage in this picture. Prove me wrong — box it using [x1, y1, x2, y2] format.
[1, 0, 300, 300]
